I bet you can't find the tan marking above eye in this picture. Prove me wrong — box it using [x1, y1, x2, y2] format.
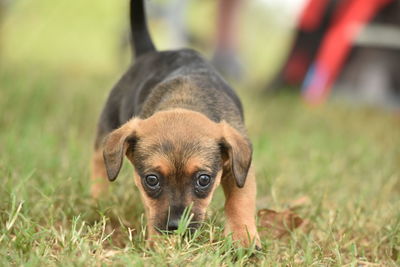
[185, 157, 204, 175]
[145, 155, 172, 177]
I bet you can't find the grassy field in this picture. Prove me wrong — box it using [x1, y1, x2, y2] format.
[1, 0, 399, 266]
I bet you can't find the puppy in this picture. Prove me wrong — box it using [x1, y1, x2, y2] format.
[91, 0, 260, 247]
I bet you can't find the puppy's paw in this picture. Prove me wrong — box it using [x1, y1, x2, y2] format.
[226, 226, 261, 248]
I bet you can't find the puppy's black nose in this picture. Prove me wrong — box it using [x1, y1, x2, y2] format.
[166, 219, 179, 232]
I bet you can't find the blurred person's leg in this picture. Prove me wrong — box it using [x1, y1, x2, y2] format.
[265, 0, 339, 92]
[211, 0, 244, 81]
[302, 0, 392, 104]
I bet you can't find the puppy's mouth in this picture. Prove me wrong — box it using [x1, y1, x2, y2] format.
[154, 216, 203, 235]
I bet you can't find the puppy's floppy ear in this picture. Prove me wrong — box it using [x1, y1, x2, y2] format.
[102, 119, 140, 181]
[219, 122, 252, 188]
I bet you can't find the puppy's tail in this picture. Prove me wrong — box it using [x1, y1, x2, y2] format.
[130, 0, 156, 57]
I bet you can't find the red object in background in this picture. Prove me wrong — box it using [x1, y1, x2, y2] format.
[283, 49, 310, 84]
[299, 0, 329, 31]
[302, 0, 393, 104]
[278, 0, 337, 89]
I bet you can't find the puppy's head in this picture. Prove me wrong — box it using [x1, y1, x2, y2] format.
[102, 109, 252, 235]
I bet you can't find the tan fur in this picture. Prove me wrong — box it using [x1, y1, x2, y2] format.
[90, 149, 109, 198]
[136, 109, 222, 141]
[142, 155, 172, 178]
[222, 164, 260, 247]
[133, 169, 169, 237]
[141, 155, 213, 182]
[192, 169, 222, 214]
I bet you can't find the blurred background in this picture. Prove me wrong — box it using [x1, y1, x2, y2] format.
[0, 0, 303, 87]
[1, 0, 399, 107]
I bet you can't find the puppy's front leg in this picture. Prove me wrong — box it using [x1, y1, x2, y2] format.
[90, 148, 109, 198]
[222, 165, 260, 247]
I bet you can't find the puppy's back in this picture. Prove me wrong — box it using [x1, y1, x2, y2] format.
[101, 49, 244, 127]
[96, 1, 247, 145]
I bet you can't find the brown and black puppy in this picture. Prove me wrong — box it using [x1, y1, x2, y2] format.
[91, 0, 260, 247]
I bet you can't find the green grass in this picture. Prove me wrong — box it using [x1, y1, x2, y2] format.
[1, 0, 399, 265]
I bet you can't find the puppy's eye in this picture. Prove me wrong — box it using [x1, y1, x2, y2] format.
[197, 174, 211, 188]
[145, 174, 160, 188]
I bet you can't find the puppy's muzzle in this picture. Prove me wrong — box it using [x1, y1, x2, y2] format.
[156, 206, 201, 235]
[166, 218, 179, 232]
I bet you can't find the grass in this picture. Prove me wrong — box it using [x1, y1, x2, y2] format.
[1, 0, 400, 265]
